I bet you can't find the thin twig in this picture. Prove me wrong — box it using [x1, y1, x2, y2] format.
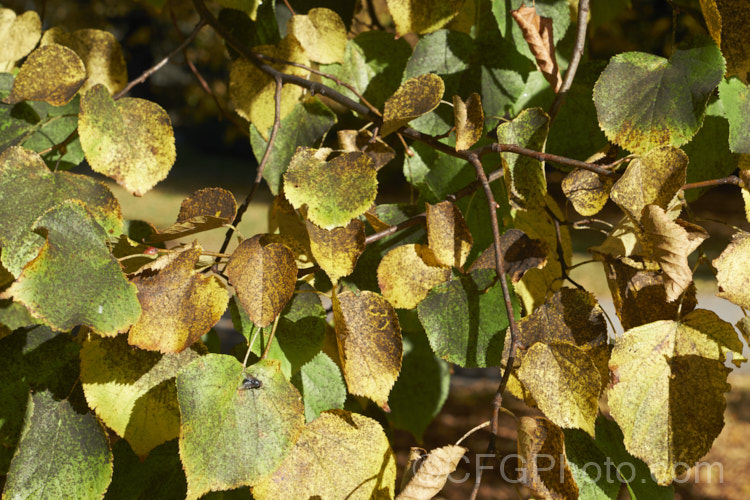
[37, 127, 79, 156]
[242, 324, 258, 371]
[682, 176, 740, 191]
[261, 314, 281, 360]
[113, 19, 207, 100]
[455, 421, 490, 446]
[548, 0, 590, 122]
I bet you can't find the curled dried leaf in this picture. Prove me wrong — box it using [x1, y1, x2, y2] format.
[517, 416, 578, 499]
[511, 5, 562, 93]
[397, 445, 467, 500]
[453, 93, 483, 151]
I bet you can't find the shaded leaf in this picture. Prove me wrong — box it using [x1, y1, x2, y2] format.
[287, 8, 346, 64]
[516, 416, 578, 499]
[291, 352, 347, 422]
[713, 231, 750, 309]
[510, 5, 562, 92]
[453, 93, 483, 150]
[397, 445, 467, 500]
[338, 129, 396, 170]
[608, 309, 743, 484]
[79, 84, 176, 196]
[106, 439, 187, 500]
[4, 390, 112, 499]
[699, 0, 750, 82]
[148, 187, 237, 242]
[609, 146, 688, 222]
[333, 290, 402, 410]
[426, 200, 473, 268]
[718, 76, 750, 153]
[306, 218, 365, 283]
[562, 169, 614, 217]
[81, 334, 200, 456]
[0, 9, 41, 64]
[377, 244, 452, 310]
[593, 38, 725, 154]
[3, 44, 86, 106]
[1, 201, 140, 335]
[468, 228, 548, 283]
[386, 0, 465, 36]
[418, 269, 520, 368]
[381, 73, 445, 136]
[40, 27, 128, 95]
[268, 192, 313, 263]
[128, 243, 229, 352]
[253, 410, 396, 499]
[176, 356, 305, 499]
[283, 147, 378, 229]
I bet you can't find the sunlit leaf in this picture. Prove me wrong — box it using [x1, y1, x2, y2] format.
[287, 8, 346, 64]
[426, 200, 473, 268]
[253, 410, 396, 499]
[381, 73, 445, 136]
[491, 0, 570, 64]
[713, 231, 750, 310]
[3, 44, 86, 106]
[377, 244, 452, 309]
[291, 351, 347, 422]
[562, 169, 614, 217]
[593, 38, 725, 154]
[81, 334, 200, 457]
[306, 218, 365, 283]
[386, 0, 465, 36]
[128, 243, 228, 352]
[718, 77, 750, 153]
[510, 5, 562, 92]
[453, 93, 483, 150]
[3, 390, 113, 499]
[176, 356, 305, 499]
[608, 309, 744, 484]
[79, 84, 176, 196]
[283, 147, 377, 229]
[333, 289, 402, 410]
[41, 27, 128, 95]
[338, 129, 396, 170]
[1, 201, 140, 335]
[516, 416, 578, 499]
[397, 445, 467, 500]
[0, 9, 41, 65]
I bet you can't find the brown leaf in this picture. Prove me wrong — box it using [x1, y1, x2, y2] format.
[177, 187, 237, 223]
[453, 93, 483, 151]
[426, 201, 473, 268]
[468, 228, 548, 283]
[397, 445, 467, 500]
[517, 416, 578, 499]
[641, 205, 708, 302]
[226, 234, 297, 327]
[511, 5, 562, 93]
[306, 218, 365, 283]
[128, 243, 229, 353]
[337, 129, 396, 170]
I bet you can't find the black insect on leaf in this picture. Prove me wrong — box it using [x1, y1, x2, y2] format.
[240, 376, 263, 389]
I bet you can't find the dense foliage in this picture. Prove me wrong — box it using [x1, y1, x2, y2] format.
[1, 0, 749, 498]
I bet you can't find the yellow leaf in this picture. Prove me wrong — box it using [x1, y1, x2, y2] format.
[226, 234, 297, 327]
[397, 445, 467, 500]
[381, 74, 445, 136]
[338, 129, 396, 170]
[426, 200, 473, 268]
[453, 93, 483, 151]
[306, 218, 365, 283]
[699, 0, 750, 82]
[517, 416, 579, 499]
[377, 244, 451, 309]
[714, 231, 750, 309]
[128, 243, 229, 353]
[78, 84, 176, 196]
[229, 36, 309, 140]
[561, 168, 614, 217]
[333, 290, 402, 410]
[386, 0, 466, 36]
[4, 44, 86, 106]
[287, 8, 347, 64]
[0, 8, 41, 65]
[253, 410, 397, 499]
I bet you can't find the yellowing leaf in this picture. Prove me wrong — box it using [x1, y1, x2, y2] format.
[226, 234, 297, 327]
[80, 334, 200, 457]
[128, 243, 229, 353]
[149, 187, 237, 242]
[699, 0, 750, 82]
[41, 27, 128, 94]
[377, 244, 451, 309]
[0, 9, 41, 65]
[287, 8, 346, 64]
[453, 93, 483, 150]
[610, 146, 688, 222]
[381, 74, 445, 136]
[306, 218, 365, 283]
[79, 84, 176, 196]
[229, 36, 308, 140]
[338, 129, 396, 170]
[517, 416, 579, 499]
[284, 148, 378, 229]
[397, 445, 467, 500]
[713, 231, 750, 309]
[253, 410, 396, 499]
[641, 205, 708, 302]
[386, 0, 466, 36]
[561, 169, 614, 217]
[517, 342, 601, 436]
[426, 200, 473, 268]
[468, 228, 548, 283]
[608, 309, 744, 484]
[4, 44, 86, 106]
[269, 192, 313, 264]
[333, 290, 402, 410]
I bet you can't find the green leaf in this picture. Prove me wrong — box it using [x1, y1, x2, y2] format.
[283, 148, 378, 229]
[78, 83, 176, 196]
[719, 76, 750, 153]
[250, 97, 337, 195]
[0, 326, 80, 474]
[1, 201, 140, 335]
[0, 146, 123, 277]
[417, 269, 521, 368]
[290, 352, 347, 422]
[4, 390, 113, 499]
[176, 355, 305, 499]
[106, 439, 187, 500]
[386, 312, 450, 440]
[562, 428, 620, 500]
[491, 0, 571, 63]
[593, 37, 725, 154]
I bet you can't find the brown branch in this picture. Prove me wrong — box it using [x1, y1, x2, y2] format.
[682, 176, 740, 191]
[548, 0, 590, 122]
